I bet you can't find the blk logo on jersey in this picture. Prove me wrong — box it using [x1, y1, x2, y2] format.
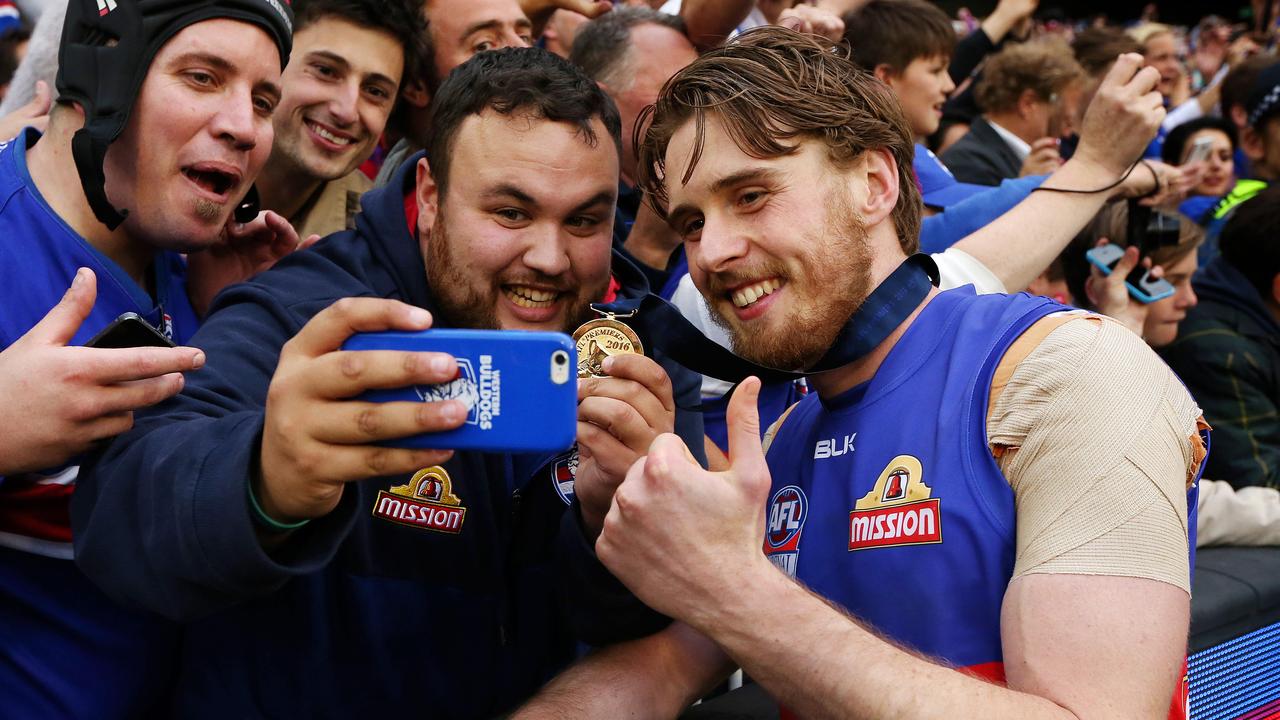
[814, 433, 856, 460]
[848, 455, 942, 552]
[373, 466, 467, 534]
[95, 0, 118, 16]
[764, 485, 808, 576]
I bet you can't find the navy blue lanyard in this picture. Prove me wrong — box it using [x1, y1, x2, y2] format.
[600, 253, 938, 384]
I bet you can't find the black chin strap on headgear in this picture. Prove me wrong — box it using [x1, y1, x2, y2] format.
[601, 253, 940, 384]
[57, 0, 294, 230]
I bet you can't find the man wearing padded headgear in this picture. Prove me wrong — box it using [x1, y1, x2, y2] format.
[0, 0, 295, 716]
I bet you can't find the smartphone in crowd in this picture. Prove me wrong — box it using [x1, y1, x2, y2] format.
[86, 312, 175, 349]
[1083, 203, 1179, 304]
[342, 329, 577, 453]
[1184, 135, 1215, 165]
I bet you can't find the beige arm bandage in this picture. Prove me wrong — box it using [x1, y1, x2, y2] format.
[987, 317, 1203, 594]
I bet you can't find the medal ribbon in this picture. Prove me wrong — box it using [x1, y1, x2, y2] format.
[599, 253, 938, 384]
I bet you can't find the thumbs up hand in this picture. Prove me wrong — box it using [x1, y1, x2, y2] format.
[596, 377, 776, 625]
[0, 269, 206, 475]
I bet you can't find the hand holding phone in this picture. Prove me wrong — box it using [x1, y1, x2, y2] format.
[1083, 241, 1160, 339]
[1085, 243, 1175, 304]
[0, 269, 204, 475]
[341, 328, 577, 453]
[257, 298, 465, 523]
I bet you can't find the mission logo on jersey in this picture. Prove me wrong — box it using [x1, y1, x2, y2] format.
[848, 455, 942, 551]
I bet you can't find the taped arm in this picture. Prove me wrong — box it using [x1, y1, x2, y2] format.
[986, 317, 1200, 718]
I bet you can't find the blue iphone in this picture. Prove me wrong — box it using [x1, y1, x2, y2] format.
[341, 329, 577, 453]
[1084, 244, 1176, 304]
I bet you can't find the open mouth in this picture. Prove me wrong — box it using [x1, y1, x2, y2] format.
[503, 285, 561, 309]
[730, 278, 783, 309]
[182, 164, 239, 198]
[307, 120, 356, 147]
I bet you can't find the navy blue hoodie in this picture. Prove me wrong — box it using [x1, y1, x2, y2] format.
[72, 155, 690, 718]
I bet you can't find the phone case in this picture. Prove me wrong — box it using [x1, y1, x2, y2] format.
[86, 312, 176, 349]
[341, 329, 577, 453]
[1084, 245, 1176, 304]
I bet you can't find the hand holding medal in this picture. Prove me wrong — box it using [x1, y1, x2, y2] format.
[571, 308, 673, 537]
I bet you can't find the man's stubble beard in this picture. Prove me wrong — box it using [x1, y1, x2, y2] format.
[424, 208, 605, 332]
[708, 192, 874, 371]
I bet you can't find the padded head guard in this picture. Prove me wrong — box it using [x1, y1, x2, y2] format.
[56, 0, 293, 230]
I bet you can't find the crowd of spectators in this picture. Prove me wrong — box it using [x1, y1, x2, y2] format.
[1, 0, 1278, 717]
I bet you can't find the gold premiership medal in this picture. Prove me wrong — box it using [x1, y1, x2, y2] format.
[572, 314, 644, 378]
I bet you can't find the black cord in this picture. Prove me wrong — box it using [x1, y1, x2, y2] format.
[1028, 159, 1143, 196]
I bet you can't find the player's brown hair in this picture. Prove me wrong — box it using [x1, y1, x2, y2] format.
[635, 26, 922, 253]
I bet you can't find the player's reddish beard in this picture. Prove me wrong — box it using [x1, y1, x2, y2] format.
[424, 206, 608, 332]
[703, 191, 874, 370]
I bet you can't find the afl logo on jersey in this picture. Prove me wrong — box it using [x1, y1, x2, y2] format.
[764, 485, 807, 577]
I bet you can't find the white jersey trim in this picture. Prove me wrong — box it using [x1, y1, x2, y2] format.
[0, 531, 74, 560]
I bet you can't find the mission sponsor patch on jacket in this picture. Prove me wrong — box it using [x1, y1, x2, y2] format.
[373, 466, 467, 534]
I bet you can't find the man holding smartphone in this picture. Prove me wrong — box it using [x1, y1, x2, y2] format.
[0, 1, 302, 717]
[76, 48, 693, 717]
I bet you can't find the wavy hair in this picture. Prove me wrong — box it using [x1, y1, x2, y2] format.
[635, 26, 921, 253]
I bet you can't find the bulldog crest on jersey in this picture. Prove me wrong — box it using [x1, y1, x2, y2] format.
[551, 448, 579, 505]
[373, 466, 467, 534]
[848, 455, 942, 551]
[764, 485, 808, 576]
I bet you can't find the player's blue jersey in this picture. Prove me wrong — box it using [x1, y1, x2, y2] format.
[0, 128, 198, 718]
[762, 288, 1200, 698]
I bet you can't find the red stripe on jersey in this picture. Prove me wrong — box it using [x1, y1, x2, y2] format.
[960, 661, 1006, 684]
[0, 481, 72, 543]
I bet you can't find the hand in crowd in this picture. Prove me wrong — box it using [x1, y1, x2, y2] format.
[1114, 160, 1195, 207]
[1019, 137, 1063, 177]
[1192, 25, 1231, 78]
[778, 3, 845, 42]
[597, 378, 771, 622]
[1169, 64, 1193, 107]
[1073, 53, 1165, 182]
[981, 0, 1039, 43]
[257, 299, 467, 523]
[520, 0, 611, 32]
[0, 268, 205, 476]
[1227, 34, 1261, 68]
[185, 210, 317, 318]
[0, 80, 52, 142]
[624, 199, 685, 274]
[1084, 239, 1160, 338]
[575, 354, 676, 538]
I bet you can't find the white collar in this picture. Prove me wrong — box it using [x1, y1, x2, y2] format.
[985, 118, 1031, 161]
